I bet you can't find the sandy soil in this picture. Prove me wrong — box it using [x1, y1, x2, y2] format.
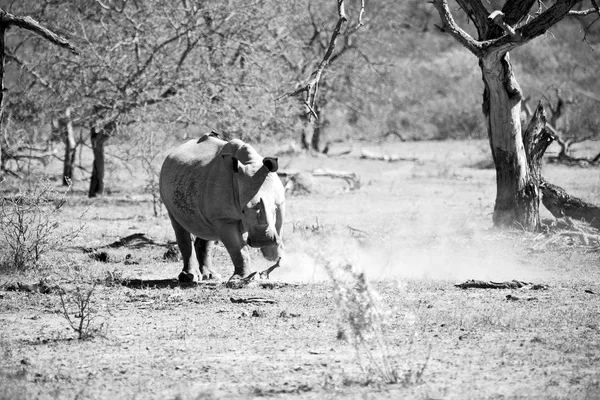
[1, 140, 600, 399]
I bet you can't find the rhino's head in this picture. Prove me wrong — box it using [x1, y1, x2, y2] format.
[223, 147, 285, 261]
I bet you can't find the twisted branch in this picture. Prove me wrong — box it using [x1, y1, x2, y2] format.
[286, 0, 364, 120]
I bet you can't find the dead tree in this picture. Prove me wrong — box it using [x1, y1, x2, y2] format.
[431, 0, 599, 231]
[0, 8, 77, 182]
[286, 0, 364, 152]
[523, 91, 600, 166]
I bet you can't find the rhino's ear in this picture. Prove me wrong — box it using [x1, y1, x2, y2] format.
[263, 157, 279, 172]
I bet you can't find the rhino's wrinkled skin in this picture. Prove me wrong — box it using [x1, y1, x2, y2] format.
[159, 134, 285, 282]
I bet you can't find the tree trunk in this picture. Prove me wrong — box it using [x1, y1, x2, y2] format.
[0, 25, 5, 183]
[481, 53, 551, 231]
[88, 122, 113, 198]
[62, 107, 76, 186]
[300, 115, 314, 151]
[300, 100, 328, 152]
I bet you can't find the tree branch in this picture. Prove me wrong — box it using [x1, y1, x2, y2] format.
[0, 9, 78, 55]
[482, 0, 581, 56]
[431, 0, 483, 57]
[501, 0, 538, 26]
[5, 51, 57, 93]
[454, 0, 490, 38]
[287, 0, 357, 120]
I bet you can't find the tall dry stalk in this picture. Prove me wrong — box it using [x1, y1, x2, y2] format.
[325, 261, 400, 383]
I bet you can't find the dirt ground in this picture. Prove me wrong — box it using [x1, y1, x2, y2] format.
[1, 140, 600, 399]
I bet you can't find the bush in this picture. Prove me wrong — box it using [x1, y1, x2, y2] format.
[0, 180, 83, 272]
[326, 261, 401, 384]
[59, 281, 105, 340]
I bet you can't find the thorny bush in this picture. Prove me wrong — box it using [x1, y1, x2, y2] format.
[0, 180, 84, 272]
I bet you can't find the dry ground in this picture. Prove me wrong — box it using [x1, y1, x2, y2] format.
[1, 140, 600, 399]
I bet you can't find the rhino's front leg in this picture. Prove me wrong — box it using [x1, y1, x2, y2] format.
[214, 220, 253, 280]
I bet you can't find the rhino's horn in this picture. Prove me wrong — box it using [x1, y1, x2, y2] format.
[258, 198, 268, 224]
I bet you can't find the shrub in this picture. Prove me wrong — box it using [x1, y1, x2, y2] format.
[326, 261, 430, 386]
[326, 261, 401, 384]
[0, 180, 84, 272]
[59, 281, 106, 340]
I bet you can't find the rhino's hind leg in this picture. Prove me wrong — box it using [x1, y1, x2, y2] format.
[168, 213, 198, 283]
[194, 238, 221, 281]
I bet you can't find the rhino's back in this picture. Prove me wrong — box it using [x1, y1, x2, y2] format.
[159, 136, 229, 238]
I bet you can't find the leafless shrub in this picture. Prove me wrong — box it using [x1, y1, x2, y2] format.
[325, 261, 400, 384]
[326, 261, 429, 386]
[139, 130, 163, 217]
[58, 281, 105, 340]
[0, 180, 85, 272]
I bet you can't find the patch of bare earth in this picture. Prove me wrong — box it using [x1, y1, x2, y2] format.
[1, 141, 600, 399]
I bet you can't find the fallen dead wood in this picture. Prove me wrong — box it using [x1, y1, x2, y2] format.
[547, 153, 600, 167]
[312, 168, 360, 190]
[230, 297, 277, 304]
[5, 280, 64, 294]
[531, 218, 600, 251]
[259, 258, 281, 280]
[278, 168, 360, 193]
[505, 294, 539, 301]
[540, 180, 600, 230]
[455, 280, 548, 290]
[106, 233, 167, 248]
[80, 233, 174, 252]
[360, 148, 417, 163]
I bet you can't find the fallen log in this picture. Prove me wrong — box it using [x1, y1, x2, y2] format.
[455, 280, 534, 289]
[277, 168, 360, 193]
[540, 180, 600, 230]
[312, 168, 360, 190]
[6, 280, 64, 294]
[230, 297, 277, 304]
[80, 233, 174, 252]
[360, 148, 417, 163]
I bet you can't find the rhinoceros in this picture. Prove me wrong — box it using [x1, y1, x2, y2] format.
[159, 134, 285, 283]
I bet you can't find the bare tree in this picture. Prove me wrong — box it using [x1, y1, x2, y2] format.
[0, 7, 77, 183]
[5, 1, 306, 195]
[431, 0, 599, 230]
[284, 0, 366, 151]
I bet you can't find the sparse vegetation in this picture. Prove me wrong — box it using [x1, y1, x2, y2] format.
[0, 0, 599, 398]
[326, 260, 401, 384]
[58, 280, 105, 340]
[0, 180, 84, 272]
[325, 260, 431, 386]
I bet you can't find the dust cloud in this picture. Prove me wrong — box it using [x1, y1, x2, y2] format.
[270, 223, 549, 284]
